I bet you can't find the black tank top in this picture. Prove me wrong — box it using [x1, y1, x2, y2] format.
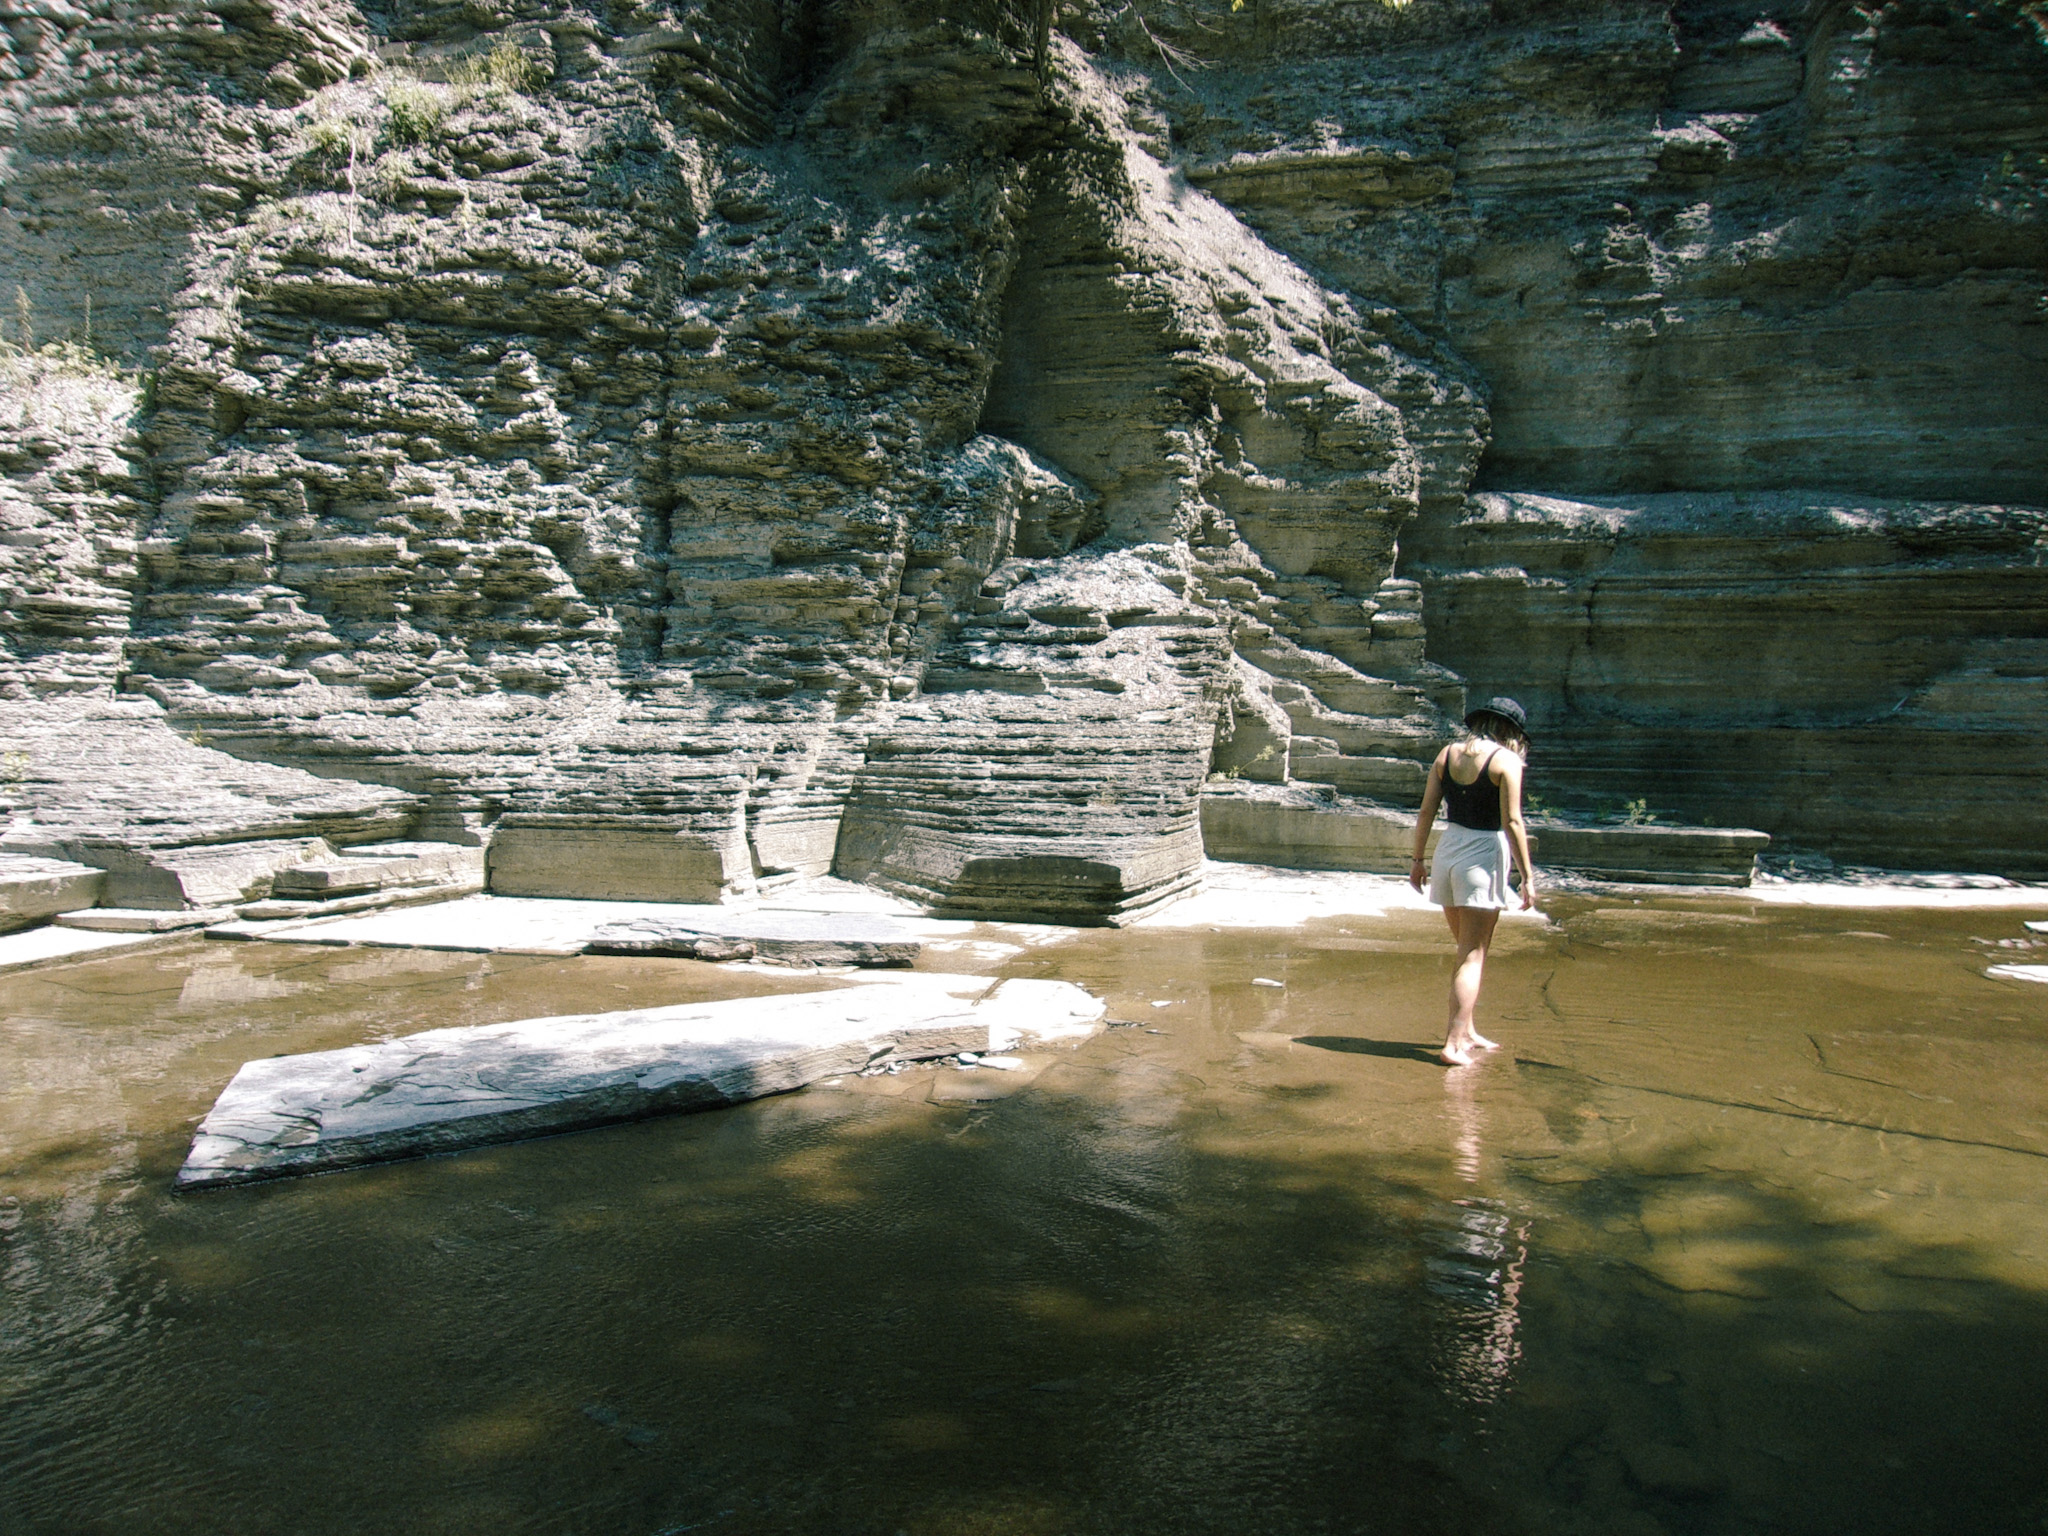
[1441, 747, 1502, 831]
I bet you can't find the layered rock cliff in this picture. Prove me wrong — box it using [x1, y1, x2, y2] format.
[0, 0, 2041, 910]
[1143, 0, 2048, 870]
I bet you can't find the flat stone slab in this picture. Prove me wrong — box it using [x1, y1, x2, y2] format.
[223, 893, 972, 959]
[270, 841, 485, 898]
[1529, 822, 1770, 886]
[236, 875, 485, 922]
[56, 905, 237, 932]
[1199, 786, 1768, 886]
[224, 894, 733, 956]
[176, 974, 1106, 1188]
[585, 912, 922, 966]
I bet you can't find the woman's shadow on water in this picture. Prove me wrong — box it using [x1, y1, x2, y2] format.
[1293, 1036, 1444, 1065]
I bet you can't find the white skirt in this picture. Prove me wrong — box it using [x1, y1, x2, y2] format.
[1429, 822, 1513, 910]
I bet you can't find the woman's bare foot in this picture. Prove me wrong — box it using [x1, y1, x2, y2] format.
[1469, 1032, 1500, 1052]
[1439, 1045, 1476, 1067]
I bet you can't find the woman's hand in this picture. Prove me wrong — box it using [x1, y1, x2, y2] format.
[1408, 856, 1426, 893]
[1520, 874, 1538, 911]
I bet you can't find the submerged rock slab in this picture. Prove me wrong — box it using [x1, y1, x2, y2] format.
[1988, 965, 2048, 986]
[585, 912, 922, 967]
[176, 974, 1105, 1188]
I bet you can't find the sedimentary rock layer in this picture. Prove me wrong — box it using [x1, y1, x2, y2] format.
[0, 0, 1475, 913]
[1129, 0, 2048, 872]
[1154, 0, 2048, 501]
[0, 853, 102, 932]
[1404, 491, 2048, 872]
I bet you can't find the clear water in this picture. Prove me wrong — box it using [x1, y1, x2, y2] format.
[3, 897, 2046, 1536]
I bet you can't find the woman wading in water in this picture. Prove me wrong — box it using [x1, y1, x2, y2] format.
[1409, 698, 1538, 1067]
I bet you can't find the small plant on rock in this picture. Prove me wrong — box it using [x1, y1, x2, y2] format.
[302, 116, 357, 157]
[1220, 743, 1278, 781]
[366, 149, 420, 201]
[1621, 797, 1656, 827]
[382, 78, 447, 146]
[447, 39, 546, 95]
[0, 288, 134, 396]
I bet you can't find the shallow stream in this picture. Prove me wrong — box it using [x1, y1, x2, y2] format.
[3, 896, 2046, 1535]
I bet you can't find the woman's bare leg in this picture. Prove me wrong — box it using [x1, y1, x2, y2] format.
[1441, 906, 1501, 1066]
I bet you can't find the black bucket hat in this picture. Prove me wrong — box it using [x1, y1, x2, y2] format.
[1464, 696, 1529, 742]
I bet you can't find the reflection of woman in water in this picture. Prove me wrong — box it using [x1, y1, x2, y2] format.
[1409, 698, 1538, 1067]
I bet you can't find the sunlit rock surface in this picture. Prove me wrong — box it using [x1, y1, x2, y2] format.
[0, 0, 2041, 904]
[0, 853, 103, 932]
[176, 972, 1106, 1186]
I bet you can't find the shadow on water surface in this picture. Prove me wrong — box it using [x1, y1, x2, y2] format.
[1, 907, 2047, 1536]
[1294, 1034, 1447, 1064]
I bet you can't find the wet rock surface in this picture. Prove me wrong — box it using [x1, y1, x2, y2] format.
[57, 905, 237, 932]
[176, 971, 1105, 1186]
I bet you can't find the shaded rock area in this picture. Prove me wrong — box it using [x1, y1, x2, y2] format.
[1142, 0, 2048, 870]
[0, 0, 2040, 916]
[1527, 820, 1769, 887]
[1405, 493, 2048, 873]
[1162, 0, 2047, 500]
[1201, 780, 1767, 884]
[176, 972, 1107, 1186]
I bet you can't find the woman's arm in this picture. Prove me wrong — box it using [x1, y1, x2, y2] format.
[1410, 751, 1446, 892]
[1496, 752, 1537, 909]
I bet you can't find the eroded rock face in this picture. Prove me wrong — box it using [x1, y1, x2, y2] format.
[0, 0, 1473, 915]
[0, 0, 2041, 897]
